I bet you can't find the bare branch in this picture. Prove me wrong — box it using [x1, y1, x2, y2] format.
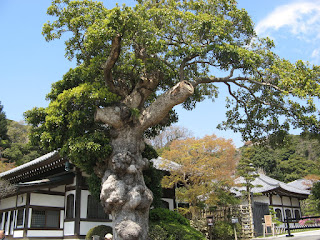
[179, 55, 199, 81]
[192, 68, 235, 87]
[232, 81, 271, 106]
[224, 82, 249, 116]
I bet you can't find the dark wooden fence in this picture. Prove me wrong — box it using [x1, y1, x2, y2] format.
[284, 215, 320, 237]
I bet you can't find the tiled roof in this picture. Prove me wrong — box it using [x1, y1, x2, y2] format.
[0, 151, 63, 183]
[234, 173, 310, 197]
[287, 179, 314, 190]
[150, 157, 181, 171]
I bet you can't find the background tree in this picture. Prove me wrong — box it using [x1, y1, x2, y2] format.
[236, 148, 259, 239]
[146, 125, 193, 153]
[161, 134, 238, 218]
[0, 101, 9, 151]
[241, 135, 320, 182]
[1, 120, 45, 166]
[24, 0, 320, 239]
[310, 182, 320, 213]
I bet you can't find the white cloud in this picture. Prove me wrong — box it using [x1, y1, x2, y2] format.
[311, 48, 320, 62]
[255, 1, 320, 40]
[312, 48, 320, 58]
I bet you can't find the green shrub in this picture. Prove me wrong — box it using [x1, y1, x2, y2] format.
[211, 220, 234, 240]
[86, 225, 113, 240]
[149, 208, 206, 240]
[148, 224, 168, 240]
[149, 208, 189, 226]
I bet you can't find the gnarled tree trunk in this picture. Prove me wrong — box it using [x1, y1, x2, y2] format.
[95, 80, 194, 240]
[100, 128, 152, 240]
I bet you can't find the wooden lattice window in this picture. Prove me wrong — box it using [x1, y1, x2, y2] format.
[31, 209, 60, 228]
[16, 209, 24, 227]
[87, 195, 109, 220]
[66, 194, 74, 219]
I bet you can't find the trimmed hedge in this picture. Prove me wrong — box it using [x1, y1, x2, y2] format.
[86, 225, 113, 240]
[149, 208, 206, 240]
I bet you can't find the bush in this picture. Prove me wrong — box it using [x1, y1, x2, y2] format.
[86, 225, 113, 240]
[211, 221, 234, 240]
[149, 208, 189, 226]
[149, 208, 206, 240]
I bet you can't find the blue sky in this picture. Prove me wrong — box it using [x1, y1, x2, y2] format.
[0, 0, 319, 147]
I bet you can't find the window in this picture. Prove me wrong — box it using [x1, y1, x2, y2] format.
[16, 209, 24, 227]
[275, 209, 282, 221]
[66, 194, 74, 219]
[285, 209, 292, 219]
[31, 209, 60, 228]
[294, 210, 301, 220]
[87, 195, 109, 219]
[161, 200, 170, 209]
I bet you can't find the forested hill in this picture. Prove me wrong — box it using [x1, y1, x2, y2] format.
[241, 135, 320, 182]
[0, 102, 45, 172]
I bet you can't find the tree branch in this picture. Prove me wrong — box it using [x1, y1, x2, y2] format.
[139, 81, 194, 131]
[224, 82, 249, 116]
[179, 55, 199, 81]
[102, 34, 122, 95]
[94, 105, 130, 129]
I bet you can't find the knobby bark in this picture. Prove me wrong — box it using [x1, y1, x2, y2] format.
[95, 81, 194, 240]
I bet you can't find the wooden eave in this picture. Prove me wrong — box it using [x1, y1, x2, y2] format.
[1, 152, 67, 184]
[263, 186, 309, 200]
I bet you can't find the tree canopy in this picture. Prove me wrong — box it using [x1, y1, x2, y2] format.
[240, 135, 320, 182]
[24, 0, 320, 239]
[161, 134, 238, 217]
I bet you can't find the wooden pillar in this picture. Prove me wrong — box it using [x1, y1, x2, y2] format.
[23, 193, 30, 238]
[74, 168, 82, 237]
[280, 195, 285, 222]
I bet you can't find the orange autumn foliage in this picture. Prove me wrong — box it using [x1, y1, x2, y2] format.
[161, 134, 238, 212]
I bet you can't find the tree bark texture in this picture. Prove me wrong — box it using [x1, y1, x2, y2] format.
[95, 81, 194, 240]
[100, 128, 152, 240]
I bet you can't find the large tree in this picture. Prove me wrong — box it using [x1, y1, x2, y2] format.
[161, 134, 238, 218]
[25, 0, 320, 239]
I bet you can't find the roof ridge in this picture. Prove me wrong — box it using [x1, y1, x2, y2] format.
[0, 150, 59, 178]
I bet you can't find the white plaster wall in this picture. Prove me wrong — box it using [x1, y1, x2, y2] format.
[9, 211, 15, 235]
[51, 185, 65, 192]
[81, 190, 90, 219]
[60, 210, 64, 229]
[4, 211, 11, 233]
[272, 195, 282, 205]
[80, 222, 113, 236]
[162, 198, 174, 210]
[291, 198, 299, 207]
[282, 196, 291, 206]
[13, 230, 23, 238]
[64, 221, 75, 236]
[65, 190, 76, 196]
[30, 193, 64, 207]
[16, 194, 26, 207]
[27, 230, 64, 237]
[28, 208, 32, 228]
[253, 196, 269, 204]
[0, 196, 16, 210]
